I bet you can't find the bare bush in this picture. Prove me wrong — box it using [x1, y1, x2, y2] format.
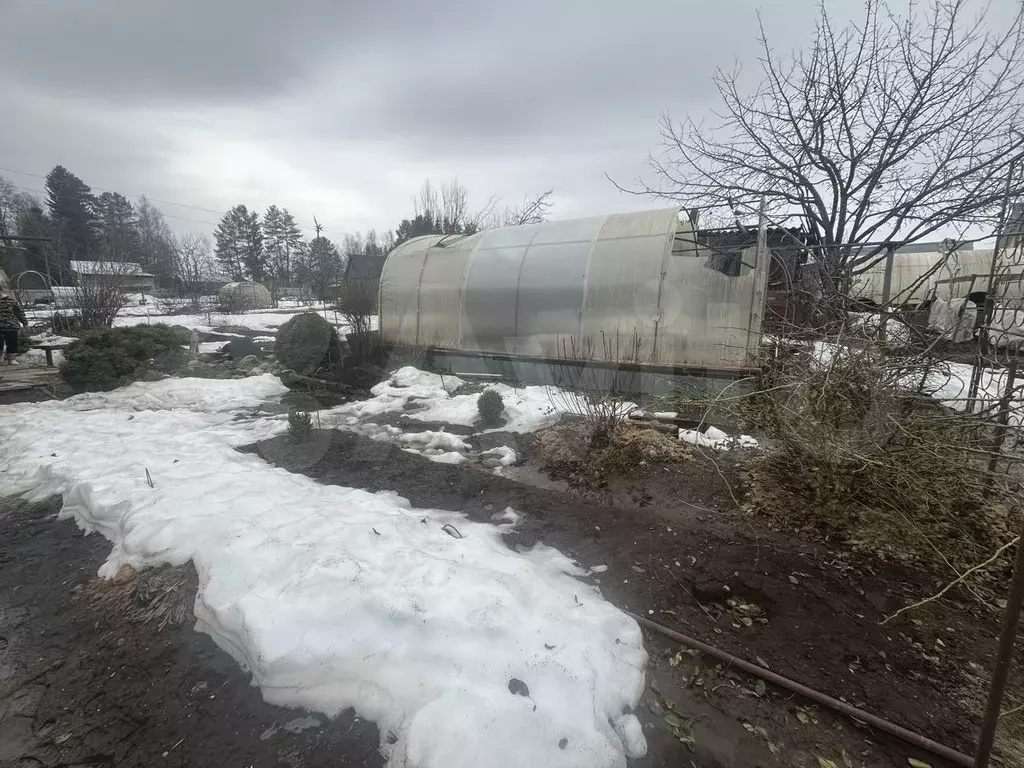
[698, 324, 1022, 596]
[335, 278, 377, 360]
[71, 275, 130, 329]
[547, 332, 646, 447]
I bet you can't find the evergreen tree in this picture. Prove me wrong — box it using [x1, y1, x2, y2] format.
[300, 235, 343, 299]
[214, 205, 245, 280]
[395, 213, 440, 245]
[44, 165, 96, 266]
[240, 206, 265, 281]
[94, 192, 141, 263]
[215, 204, 265, 281]
[136, 197, 176, 288]
[262, 205, 303, 284]
[15, 203, 51, 278]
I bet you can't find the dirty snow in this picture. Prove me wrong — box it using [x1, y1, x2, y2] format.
[112, 307, 378, 337]
[29, 332, 79, 346]
[327, 366, 565, 435]
[14, 348, 65, 368]
[0, 376, 648, 768]
[679, 425, 760, 451]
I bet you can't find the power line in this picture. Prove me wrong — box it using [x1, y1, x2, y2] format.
[5, 182, 222, 230]
[0, 164, 356, 240]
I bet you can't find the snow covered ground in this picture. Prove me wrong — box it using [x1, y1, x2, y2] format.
[0, 376, 648, 768]
[318, 368, 590, 466]
[26, 295, 371, 338]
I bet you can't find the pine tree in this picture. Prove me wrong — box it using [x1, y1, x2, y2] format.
[262, 205, 304, 284]
[44, 165, 97, 270]
[94, 192, 141, 263]
[302, 235, 342, 299]
[214, 205, 246, 280]
[15, 204, 51, 277]
[215, 205, 265, 281]
[239, 206, 265, 281]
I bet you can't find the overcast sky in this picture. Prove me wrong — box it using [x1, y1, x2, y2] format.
[0, 0, 1011, 242]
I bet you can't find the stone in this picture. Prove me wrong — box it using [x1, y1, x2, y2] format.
[224, 337, 262, 360]
[236, 354, 260, 371]
[275, 313, 342, 375]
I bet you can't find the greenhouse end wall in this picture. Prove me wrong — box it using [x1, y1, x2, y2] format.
[378, 208, 769, 371]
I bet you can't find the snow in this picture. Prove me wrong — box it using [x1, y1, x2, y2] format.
[15, 348, 65, 367]
[29, 332, 79, 346]
[334, 368, 566, 436]
[0, 377, 647, 768]
[679, 425, 760, 451]
[920, 361, 1024, 428]
[113, 307, 379, 337]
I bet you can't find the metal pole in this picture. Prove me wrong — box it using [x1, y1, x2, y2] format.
[974, 517, 1024, 768]
[984, 359, 1020, 493]
[879, 244, 895, 342]
[971, 159, 1018, 408]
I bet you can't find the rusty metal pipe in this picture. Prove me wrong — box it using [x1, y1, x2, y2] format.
[627, 612, 974, 767]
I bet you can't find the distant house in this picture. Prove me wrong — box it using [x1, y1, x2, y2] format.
[69, 261, 156, 293]
[343, 250, 389, 283]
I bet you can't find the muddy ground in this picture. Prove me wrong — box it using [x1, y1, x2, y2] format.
[0, 496, 383, 768]
[2, 405, 1021, 767]
[249, 428, 1022, 767]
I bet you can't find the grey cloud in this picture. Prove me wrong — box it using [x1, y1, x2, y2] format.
[0, 0, 867, 235]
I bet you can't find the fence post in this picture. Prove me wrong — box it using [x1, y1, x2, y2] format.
[975, 506, 1024, 768]
[983, 358, 1020, 496]
[877, 244, 895, 342]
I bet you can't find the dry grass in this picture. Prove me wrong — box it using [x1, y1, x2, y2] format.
[714, 333, 1023, 593]
[74, 563, 197, 630]
[537, 421, 693, 494]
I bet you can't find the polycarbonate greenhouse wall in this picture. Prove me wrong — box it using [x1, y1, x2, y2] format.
[378, 207, 769, 370]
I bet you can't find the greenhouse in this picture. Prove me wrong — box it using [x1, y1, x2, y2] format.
[219, 281, 273, 311]
[378, 207, 770, 372]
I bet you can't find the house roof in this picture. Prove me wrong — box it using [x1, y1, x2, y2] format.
[69, 260, 153, 277]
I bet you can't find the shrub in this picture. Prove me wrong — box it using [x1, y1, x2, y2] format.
[275, 312, 342, 376]
[287, 409, 313, 441]
[60, 325, 190, 392]
[52, 312, 83, 334]
[477, 389, 505, 426]
[711, 334, 1020, 582]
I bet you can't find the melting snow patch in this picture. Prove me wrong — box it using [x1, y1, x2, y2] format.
[0, 376, 647, 768]
[679, 425, 759, 451]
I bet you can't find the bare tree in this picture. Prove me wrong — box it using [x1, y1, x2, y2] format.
[60, 260, 133, 329]
[413, 178, 497, 234]
[174, 232, 214, 308]
[493, 190, 554, 227]
[637, 0, 1024, 286]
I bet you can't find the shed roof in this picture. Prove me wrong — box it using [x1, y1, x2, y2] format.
[70, 260, 152, 277]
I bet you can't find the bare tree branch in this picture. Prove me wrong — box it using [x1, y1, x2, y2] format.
[631, 0, 1024, 284]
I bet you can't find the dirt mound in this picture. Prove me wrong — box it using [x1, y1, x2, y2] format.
[536, 421, 693, 498]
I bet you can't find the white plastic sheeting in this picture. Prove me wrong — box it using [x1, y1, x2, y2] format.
[379, 209, 770, 370]
[219, 281, 273, 310]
